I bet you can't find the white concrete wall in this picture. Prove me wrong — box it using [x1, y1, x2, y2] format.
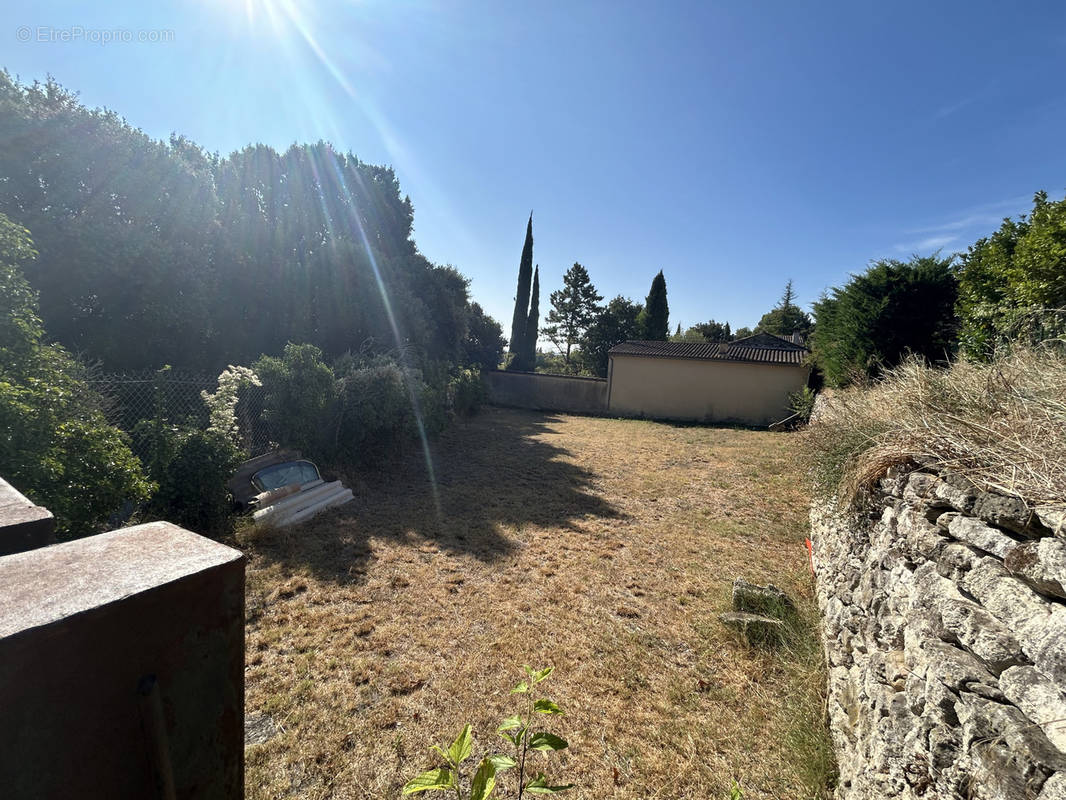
[607, 355, 808, 426]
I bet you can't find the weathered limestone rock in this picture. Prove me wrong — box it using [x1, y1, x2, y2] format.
[956, 556, 1066, 686]
[731, 578, 794, 617]
[936, 541, 980, 581]
[878, 466, 909, 498]
[920, 638, 1003, 697]
[935, 472, 979, 513]
[903, 472, 940, 504]
[959, 556, 1054, 634]
[1025, 610, 1066, 687]
[1039, 772, 1066, 800]
[244, 712, 276, 747]
[943, 513, 1020, 559]
[973, 490, 1043, 536]
[899, 506, 951, 560]
[719, 611, 784, 645]
[938, 598, 1024, 673]
[1006, 538, 1066, 599]
[1036, 506, 1066, 537]
[956, 693, 1066, 796]
[999, 666, 1066, 754]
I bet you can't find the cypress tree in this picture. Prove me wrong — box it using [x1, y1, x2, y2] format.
[507, 213, 534, 366]
[641, 270, 670, 340]
[522, 265, 540, 371]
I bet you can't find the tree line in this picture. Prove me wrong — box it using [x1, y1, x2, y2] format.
[502, 214, 813, 377]
[502, 214, 675, 377]
[0, 73, 505, 374]
[811, 191, 1066, 387]
[0, 73, 508, 538]
[503, 189, 1066, 386]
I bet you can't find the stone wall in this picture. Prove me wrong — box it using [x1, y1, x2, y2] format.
[812, 469, 1066, 800]
[484, 369, 607, 415]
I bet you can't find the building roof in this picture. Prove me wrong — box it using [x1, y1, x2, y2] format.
[608, 332, 809, 366]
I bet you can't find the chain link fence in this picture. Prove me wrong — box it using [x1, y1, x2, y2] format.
[87, 370, 273, 457]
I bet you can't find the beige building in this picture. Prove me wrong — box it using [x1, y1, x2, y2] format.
[607, 333, 810, 426]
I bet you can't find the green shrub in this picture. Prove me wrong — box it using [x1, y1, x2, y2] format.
[0, 364, 152, 538]
[254, 344, 468, 470]
[131, 421, 242, 537]
[810, 255, 957, 387]
[0, 214, 150, 537]
[333, 360, 419, 465]
[153, 429, 241, 536]
[463, 302, 507, 372]
[957, 191, 1066, 359]
[416, 360, 451, 437]
[787, 386, 817, 424]
[255, 343, 338, 456]
[450, 368, 486, 416]
[201, 365, 262, 446]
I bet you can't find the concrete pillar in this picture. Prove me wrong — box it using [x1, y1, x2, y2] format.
[0, 477, 55, 556]
[0, 521, 245, 799]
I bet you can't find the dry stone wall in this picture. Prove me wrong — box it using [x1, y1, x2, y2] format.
[811, 468, 1066, 800]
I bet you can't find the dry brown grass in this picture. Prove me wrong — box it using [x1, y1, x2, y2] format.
[240, 407, 829, 799]
[805, 346, 1066, 507]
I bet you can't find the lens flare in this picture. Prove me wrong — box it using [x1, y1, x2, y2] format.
[228, 0, 446, 524]
[321, 149, 444, 525]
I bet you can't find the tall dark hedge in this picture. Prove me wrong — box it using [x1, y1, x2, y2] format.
[811, 255, 958, 387]
[0, 73, 501, 374]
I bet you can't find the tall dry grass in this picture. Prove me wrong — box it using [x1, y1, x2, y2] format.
[804, 345, 1066, 508]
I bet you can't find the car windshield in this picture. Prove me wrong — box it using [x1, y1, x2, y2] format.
[251, 460, 321, 492]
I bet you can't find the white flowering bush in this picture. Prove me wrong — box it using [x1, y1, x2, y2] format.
[202, 365, 262, 447]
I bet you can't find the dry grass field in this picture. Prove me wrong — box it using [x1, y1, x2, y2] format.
[240, 407, 831, 800]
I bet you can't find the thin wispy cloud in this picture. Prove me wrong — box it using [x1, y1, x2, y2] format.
[891, 194, 1032, 254]
[932, 96, 976, 121]
[928, 79, 1001, 124]
[908, 195, 1030, 235]
[893, 234, 959, 254]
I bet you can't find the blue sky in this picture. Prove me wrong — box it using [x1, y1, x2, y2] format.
[5, 0, 1066, 335]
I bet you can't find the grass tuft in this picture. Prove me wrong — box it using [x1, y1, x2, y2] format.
[803, 345, 1066, 508]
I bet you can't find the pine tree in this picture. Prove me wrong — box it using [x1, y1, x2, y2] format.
[543, 263, 603, 366]
[507, 213, 534, 367]
[578, 296, 643, 377]
[522, 265, 540, 371]
[639, 270, 670, 340]
[755, 279, 812, 339]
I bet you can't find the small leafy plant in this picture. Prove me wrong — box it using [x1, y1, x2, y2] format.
[403, 666, 573, 799]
